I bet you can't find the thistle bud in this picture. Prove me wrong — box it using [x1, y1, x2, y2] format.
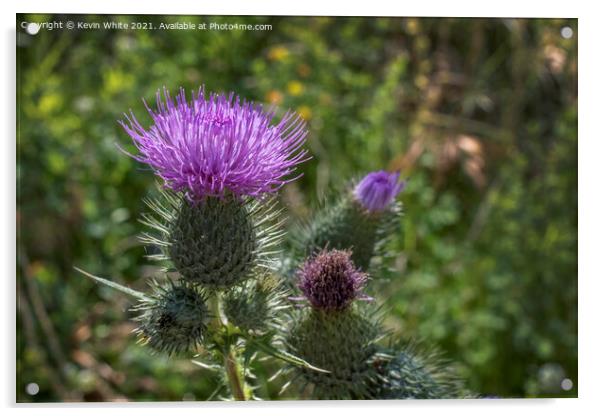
[296, 249, 368, 311]
[134, 281, 210, 355]
[286, 250, 379, 399]
[353, 170, 405, 214]
[372, 347, 469, 399]
[297, 171, 404, 271]
[223, 276, 287, 334]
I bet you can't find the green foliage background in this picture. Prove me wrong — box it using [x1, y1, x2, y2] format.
[16, 14, 577, 401]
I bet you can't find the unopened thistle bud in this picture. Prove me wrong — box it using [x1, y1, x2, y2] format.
[297, 171, 404, 271]
[372, 346, 469, 399]
[353, 170, 405, 214]
[223, 276, 287, 334]
[134, 281, 210, 355]
[296, 249, 368, 311]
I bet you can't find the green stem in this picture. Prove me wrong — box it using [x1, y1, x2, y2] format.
[211, 292, 246, 401]
[224, 349, 246, 401]
[208, 293, 222, 333]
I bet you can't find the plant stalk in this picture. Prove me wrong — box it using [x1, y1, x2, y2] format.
[224, 349, 247, 401]
[212, 292, 246, 401]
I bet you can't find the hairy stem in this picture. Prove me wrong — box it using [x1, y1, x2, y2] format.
[224, 349, 246, 401]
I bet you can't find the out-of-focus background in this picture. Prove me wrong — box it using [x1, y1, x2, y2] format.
[16, 15, 577, 401]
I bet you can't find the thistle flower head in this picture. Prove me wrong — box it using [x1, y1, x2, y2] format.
[353, 170, 405, 213]
[297, 249, 368, 311]
[120, 86, 309, 200]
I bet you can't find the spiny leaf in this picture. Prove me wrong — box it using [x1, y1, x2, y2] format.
[74, 266, 151, 301]
[191, 359, 221, 372]
[248, 338, 329, 374]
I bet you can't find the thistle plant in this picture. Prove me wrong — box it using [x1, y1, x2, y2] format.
[76, 85, 473, 401]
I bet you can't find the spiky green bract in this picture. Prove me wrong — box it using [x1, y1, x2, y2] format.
[295, 190, 402, 273]
[169, 197, 256, 288]
[133, 280, 210, 356]
[140, 187, 284, 289]
[286, 308, 381, 399]
[223, 275, 289, 334]
[371, 344, 472, 399]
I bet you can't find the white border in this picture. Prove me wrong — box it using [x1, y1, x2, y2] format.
[4, 1, 600, 415]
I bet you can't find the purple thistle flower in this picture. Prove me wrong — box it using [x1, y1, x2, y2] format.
[353, 170, 405, 213]
[297, 249, 369, 311]
[120, 87, 309, 200]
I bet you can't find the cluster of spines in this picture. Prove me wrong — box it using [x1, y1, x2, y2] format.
[169, 197, 257, 288]
[222, 275, 290, 335]
[132, 280, 210, 356]
[286, 307, 383, 399]
[370, 343, 473, 399]
[133, 185, 287, 356]
[139, 186, 285, 289]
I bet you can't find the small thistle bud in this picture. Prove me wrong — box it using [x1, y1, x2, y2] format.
[295, 172, 404, 272]
[223, 276, 287, 334]
[169, 197, 256, 288]
[372, 346, 470, 399]
[297, 249, 368, 311]
[134, 281, 210, 355]
[353, 170, 405, 214]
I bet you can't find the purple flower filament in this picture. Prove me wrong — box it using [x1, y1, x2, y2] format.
[120, 87, 309, 200]
[297, 250, 368, 311]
